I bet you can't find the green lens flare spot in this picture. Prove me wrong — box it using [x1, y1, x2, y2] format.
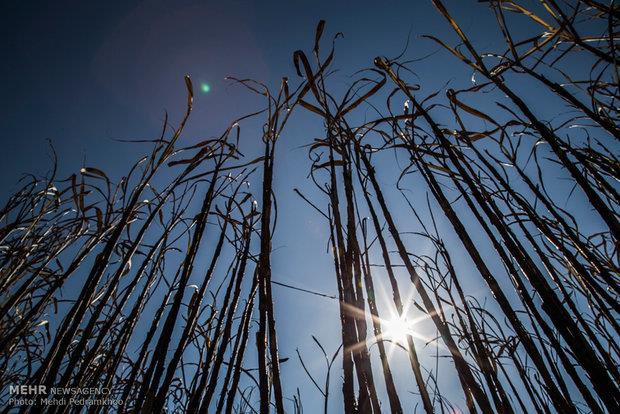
[200, 83, 211, 93]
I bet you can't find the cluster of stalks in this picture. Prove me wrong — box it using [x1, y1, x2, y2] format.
[0, 73, 311, 413]
[1, 1, 619, 413]
[294, 1, 619, 413]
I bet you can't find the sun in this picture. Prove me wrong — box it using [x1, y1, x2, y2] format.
[383, 315, 412, 345]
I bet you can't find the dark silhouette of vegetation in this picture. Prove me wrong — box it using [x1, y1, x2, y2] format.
[1, 1, 618, 412]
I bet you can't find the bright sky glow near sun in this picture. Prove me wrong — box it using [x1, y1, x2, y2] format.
[383, 315, 413, 346]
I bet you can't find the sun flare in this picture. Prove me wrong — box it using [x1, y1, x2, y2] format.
[383, 315, 413, 345]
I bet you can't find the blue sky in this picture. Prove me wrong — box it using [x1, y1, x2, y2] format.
[2, 1, 604, 412]
[1, 0, 499, 195]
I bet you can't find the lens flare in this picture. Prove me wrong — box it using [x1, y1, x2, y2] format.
[200, 82, 211, 93]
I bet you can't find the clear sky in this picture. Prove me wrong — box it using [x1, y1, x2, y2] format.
[2, 1, 591, 412]
[0, 0, 502, 193]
